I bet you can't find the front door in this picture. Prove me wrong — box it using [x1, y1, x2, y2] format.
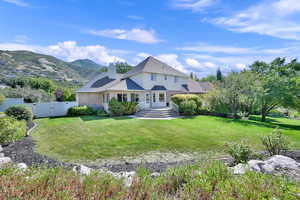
[151, 91, 166, 108]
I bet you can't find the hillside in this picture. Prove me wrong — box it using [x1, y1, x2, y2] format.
[0, 50, 103, 81]
[69, 59, 104, 79]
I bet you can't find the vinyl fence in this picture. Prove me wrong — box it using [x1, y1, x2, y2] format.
[0, 98, 78, 118]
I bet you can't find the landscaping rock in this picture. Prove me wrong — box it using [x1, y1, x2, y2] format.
[73, 165, 92, 175]
[0, 157, 12, 168]
[232, 163, 249, 174]
[231, 155, 300, 181]
[0, 153, 4, 158]
[110, 171, 136, 187]
[0, 145, 3, 152]
[17, 163, 28, 170]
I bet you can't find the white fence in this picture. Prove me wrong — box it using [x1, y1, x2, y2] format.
[0, 98, 78, 118]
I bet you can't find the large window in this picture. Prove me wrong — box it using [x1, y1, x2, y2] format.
[159, 93, 165, 102]
[150, 73, 157, 81]
[130, 93, 139, 102]
[117, 93, 127, 102]
[164, 75, 168, 80]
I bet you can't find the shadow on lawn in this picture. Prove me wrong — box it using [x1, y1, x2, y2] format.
[215, 115, 300, 131]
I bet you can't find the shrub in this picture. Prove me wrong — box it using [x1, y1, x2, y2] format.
[67, 106, 95, 116]
[226, 141, 256, 164]
[0, 93, 5, 104]
[178, 100, 197, 116]
[261, 128, 290, 156]
[97, 109, 109, 117]
[5, 105, 33, 122]
[0, 117, 27, 143]
[108, 98, 138, 116]
[108, 98, 125, 116]
[172, 94, 202, 115]
[122, 102, 138, 115]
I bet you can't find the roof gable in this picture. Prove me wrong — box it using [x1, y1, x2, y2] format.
[123, 56, 188, 78]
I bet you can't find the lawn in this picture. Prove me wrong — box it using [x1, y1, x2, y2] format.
[32, 115, 300, 161]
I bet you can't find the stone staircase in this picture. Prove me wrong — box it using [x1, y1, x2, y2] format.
[136, 107, 179, 118]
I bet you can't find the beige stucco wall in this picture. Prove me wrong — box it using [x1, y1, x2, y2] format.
[130, 72, 188, 91]
[77, 92, 103, 106]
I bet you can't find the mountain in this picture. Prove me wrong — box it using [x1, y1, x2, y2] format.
[0, 50, 104, 81]
[69, 59, 104, 79]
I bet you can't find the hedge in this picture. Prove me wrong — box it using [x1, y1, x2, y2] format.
[0, 116, 27, 143]
[67, 106, 95, 116]
[5, 105, 33, 122]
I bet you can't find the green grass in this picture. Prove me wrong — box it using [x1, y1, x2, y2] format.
[32, 115, 300, 161]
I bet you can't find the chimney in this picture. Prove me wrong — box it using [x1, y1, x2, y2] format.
[107, 63, 117, 79]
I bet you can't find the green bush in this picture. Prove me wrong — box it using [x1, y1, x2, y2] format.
[67, 106, 95, 116]
[108, 98, 138, 116]
[97, 109, 109, 117]
[178, 100, 197, 116]
[5, 105, 33, 122]
[226, 141, 256, 164]
[172, 94, 202, 115]
[0, 93, 5, 104]
[0, 117, 27, 143]
[122, 102, 138, 115]
[261, 128, 290, 156]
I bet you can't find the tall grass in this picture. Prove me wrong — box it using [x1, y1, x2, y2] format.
[0, 162, 299, 200]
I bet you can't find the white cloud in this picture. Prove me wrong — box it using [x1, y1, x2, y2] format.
[212, 0, 300, 40]
[13, 35, 29, 43]
[87, 28, 162, 44]
[156, 54, 188, 73]
[186, 58, 201, 67]
[0, 41, 125, 65]
[172, 0, 216, 12]
[178, 42, 253, 54]
[1, 0, 29, 7]
[127, 15, 144, 20]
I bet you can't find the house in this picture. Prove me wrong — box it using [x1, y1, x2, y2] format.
[76, 56, 212, 111]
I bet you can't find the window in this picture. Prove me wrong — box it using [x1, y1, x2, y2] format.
[117, 94, 127, 102]
[153, 93, 156, 103]
[146, 93, 150, 103]
[150, 73, 157, 81]
[130, 93, 139, 102]
[174, 76, 178, 83]
[159, 93, 165, 102]
[164, 75, 167, 80]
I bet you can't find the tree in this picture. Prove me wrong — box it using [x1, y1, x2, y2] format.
[112, 62, 133, 74]
[249, 58, 300, 121]
[200, 75, 217, 82]
[216, 68, 223, 81]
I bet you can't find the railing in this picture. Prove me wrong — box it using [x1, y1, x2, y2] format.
[170, 101, 179, 113]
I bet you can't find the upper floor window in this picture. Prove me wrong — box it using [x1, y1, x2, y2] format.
[174, 76, 179, 83]
[164, 75, 168, 80]
[150, 73, 157, 81]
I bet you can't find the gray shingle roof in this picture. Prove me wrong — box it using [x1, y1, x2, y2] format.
[123, 56, 188, 78]
[90, 76, 115, 88]
[182, 79, 213, 93]
[108, 78, 144, 91]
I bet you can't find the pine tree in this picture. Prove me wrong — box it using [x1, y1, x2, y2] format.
[216, 68, 223, 81]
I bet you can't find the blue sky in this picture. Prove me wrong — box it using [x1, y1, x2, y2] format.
[1, 0, 300, 77]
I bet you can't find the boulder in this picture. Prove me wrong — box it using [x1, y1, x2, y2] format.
[232, 163, 249, 174]
[17, 163, 28, 170]
[0, 145, 2, 152]
[73, 165, 92, 175]
[109, 171, 136, 187]
[231, 155, 300, 181]
[0, 157, 12, 168]
[0, 153, 4, 158]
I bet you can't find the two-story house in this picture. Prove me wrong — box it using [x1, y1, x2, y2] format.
[76, 56, 212, 111]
